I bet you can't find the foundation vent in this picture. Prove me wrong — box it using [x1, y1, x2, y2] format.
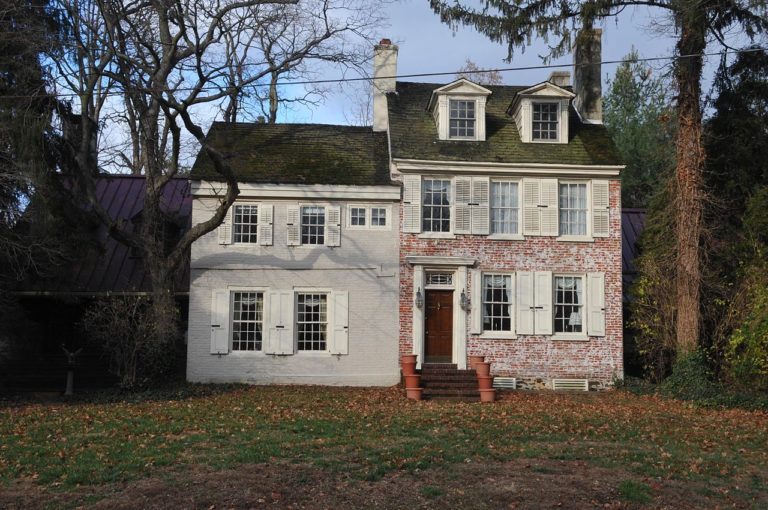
[493, 377, 517, 390]
[552, 379, 589, 391]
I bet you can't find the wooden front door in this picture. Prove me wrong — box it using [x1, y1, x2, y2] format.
[425, 290, 453, 363]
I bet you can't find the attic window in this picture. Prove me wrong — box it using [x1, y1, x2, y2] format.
[532, 102, 559, 141]
[449, 99, 475, 138]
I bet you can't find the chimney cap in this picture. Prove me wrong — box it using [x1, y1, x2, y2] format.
[379, 38, 392, 46]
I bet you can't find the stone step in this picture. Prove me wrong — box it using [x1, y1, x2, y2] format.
[423, 388, 480, 398]
[420, 363, 457, 370]
[425, 395, 481, 402]
[420, 368, 477, 376]
[421, 373, 477, 381]
[421, 381, 479, 390]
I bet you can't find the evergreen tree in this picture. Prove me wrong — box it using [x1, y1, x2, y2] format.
[603, 51, 676, 208]
[427, 0, 768, 355]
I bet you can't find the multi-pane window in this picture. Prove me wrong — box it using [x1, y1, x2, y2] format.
[296, 293, 328, 351]
[231, 292, 263, 351]
[350, 207, 366, 227]
[233, 205, 258, 243]
[483, 274, 513, 332]
[422, 179, 451, 232]
[559, 183, 588, 236]
[426, 272, 453, 286]
[301, 206, 325, 245]
[490, 181, 519, 235]
[371, 207, 387, 227]
[532, 102, 559, 141]
[449, 99, 476, 138]
[554, 276, 583, 333]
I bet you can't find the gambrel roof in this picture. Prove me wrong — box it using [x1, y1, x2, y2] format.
[387, 81, 622, 166]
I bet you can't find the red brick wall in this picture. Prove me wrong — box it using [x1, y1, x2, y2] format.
[399, 179, 623, 388]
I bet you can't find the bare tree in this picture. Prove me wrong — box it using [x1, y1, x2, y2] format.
[455, 58, 504, 85]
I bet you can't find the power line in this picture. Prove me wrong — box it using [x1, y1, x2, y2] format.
[0, 46, 765, 101]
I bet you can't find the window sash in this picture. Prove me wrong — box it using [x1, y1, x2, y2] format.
[350, 207, 366, 226]
[296, 293, 328, 351]
[371, 207, 387, 227]
[490, 181, 519, 234]
[532, 103, 559, 141]
[554, 276, 584, 333]
[483, 274, 513, 332]
[231, 291, 263, 351]
[233, 205, 259, 244]
[422, 179, 452, 232]
[558, 183, 588, 236]
[301, 206, 326, 245]
[449, 100, 476, 138]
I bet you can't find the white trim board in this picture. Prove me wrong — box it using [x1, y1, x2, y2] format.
[192, 181, 401, 200]
[392, 159, 623, 177]
[405, 256, 476, 267]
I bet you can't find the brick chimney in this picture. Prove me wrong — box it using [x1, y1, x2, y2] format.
[372, 38, 398, 132]
[573, 29, 602, 124]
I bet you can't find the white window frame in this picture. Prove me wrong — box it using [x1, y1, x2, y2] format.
[299, 204, 327, 246]
[448, 98, 477, 140]
[551, 273, 589, 341]
[345, 204, 392, 230]
[488, 179, 523, 240]
[531, 101, 561, 143]
[294, 288, 331, 354]
[232, 204, 259, 244]
[480, 272, 516, 339]
[421, 177, 454, 236]
[228, 287, 269, 356]
[557, 180, 593, 242]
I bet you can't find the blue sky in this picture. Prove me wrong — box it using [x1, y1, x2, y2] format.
[283, 1, 748, 125]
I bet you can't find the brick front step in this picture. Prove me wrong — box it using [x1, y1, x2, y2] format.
[421, 373, 478, 382]
[426, 395, 481, 402]
[423, 388, 480, 398]
[421, 363, 457, 370]
[421, 380, 478, 389]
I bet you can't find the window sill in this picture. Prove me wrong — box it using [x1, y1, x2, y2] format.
[228, 350, 266, 357]
[487, 234, 524, 241]
[479, 332, 517, 340]
[551, 335, 589, 342]
[418, 232, 456, 240]
[556, 236, 594, 243]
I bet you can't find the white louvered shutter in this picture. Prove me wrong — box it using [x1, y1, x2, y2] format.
[522, 179, 541, 236]
[587, 273, 606, 336]
[286, 205, 301, 246]
[534, 271, 553, 335]
[516, 271, 534, 335]
[470, 269, 483, 334]
[218, 206, 233, 244]
[453, 177, 472, 234]
[540, 179, 559, 236]
[402, 175, 422, 233]
[326, 205, 341, 246]
[592, 180, 610, 238]
[258, 204, 273, 246]
[266, 291, 294, 355]
[471, 177, 490, 235]
[210, 290, 230, 354]
[330, 291, 349, 355]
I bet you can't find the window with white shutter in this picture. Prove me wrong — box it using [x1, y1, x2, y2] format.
[592, 180, 610, 237]
[330, 291, 349, 355]
[210, 290, 230, 354]
[522, 179, 541, 236]
[454, 177, 472, 234]
[516, 271, 534, 335]
[471, 177, 490, 235]
[587, 273, 606, 336]
[258, 204, 273, 246]
[402, 175, 422, 233]
[286, 205, 301, 246]
[326, 205, 341, 246]
[534, 271, 553, 335]
[217, 207, 233, 245]
[265, 291, 294, 355]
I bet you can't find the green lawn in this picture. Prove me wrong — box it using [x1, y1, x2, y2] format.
[1, 386, 766, 508]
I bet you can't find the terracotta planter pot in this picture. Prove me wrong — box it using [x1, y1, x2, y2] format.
[477, 375, 494, 390]
[475, 362, 491, 377]
[406, 388, 423, 400]
[468, 355, 485, 369]
[479, 389, 496, 403]
[404, 374, 421, 389]
[401, 362, 417, 376]
[401, 354, 418, 365]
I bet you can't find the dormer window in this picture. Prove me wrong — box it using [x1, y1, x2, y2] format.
[428, 79, 492, 141]
[532, 102, 559, 141]
[510, 81, 574, 144]
[449, 99, 476, 138]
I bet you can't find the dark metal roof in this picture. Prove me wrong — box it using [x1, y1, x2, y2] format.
[19, 176, 191, 295]
[621, 208, 646, 292]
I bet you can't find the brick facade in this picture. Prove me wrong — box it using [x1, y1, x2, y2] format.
[399, 179, 623, 389]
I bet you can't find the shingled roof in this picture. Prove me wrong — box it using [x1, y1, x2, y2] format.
[190, 123, 393, 186]
[387, 81, 622, 166]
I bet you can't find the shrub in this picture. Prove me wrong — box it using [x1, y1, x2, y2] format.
[659, 351, 721, 401]
[724, 272, 768, 393]
[81, 296, 182, 388]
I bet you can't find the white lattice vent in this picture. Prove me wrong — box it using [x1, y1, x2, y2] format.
[493, 377, 517, 390]
[551, 378, 589, 391]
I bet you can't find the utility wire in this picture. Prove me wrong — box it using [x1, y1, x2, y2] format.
[0, 46, 765, 101]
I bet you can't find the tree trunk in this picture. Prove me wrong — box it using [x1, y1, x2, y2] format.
[674, 6, 707, 355]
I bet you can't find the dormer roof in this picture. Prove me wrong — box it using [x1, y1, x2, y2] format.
[427, 78, 492, 111]
[509, 81, 575, 112]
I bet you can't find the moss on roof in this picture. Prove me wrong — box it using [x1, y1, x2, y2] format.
[190, 123, 393, 185]
[387, 82, 622, 166]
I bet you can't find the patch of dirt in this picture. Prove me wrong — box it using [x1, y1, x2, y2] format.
[3, 459, 763, 510]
